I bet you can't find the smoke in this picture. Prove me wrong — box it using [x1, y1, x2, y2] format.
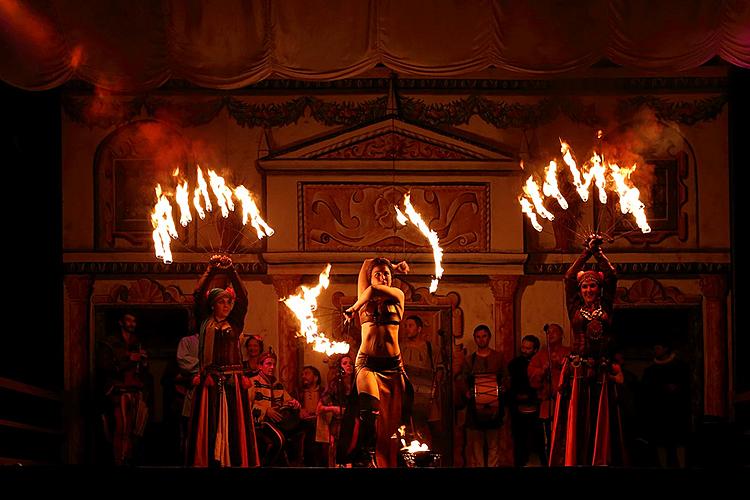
[599, 108, 681, 205]
[132, 121, 191, 175]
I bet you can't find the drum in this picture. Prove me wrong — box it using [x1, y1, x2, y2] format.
[275, 405, 301, 433]
[472, 373, 501, 425]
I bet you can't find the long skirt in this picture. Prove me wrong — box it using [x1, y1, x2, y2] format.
[548, 358, 627, 466]
[187, 371, 259, 467]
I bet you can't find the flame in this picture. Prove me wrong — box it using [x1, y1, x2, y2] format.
[402, 440, 430, 453]
[560, 139, 590, 202]
[234, 186, 275, 239]
[174, 180, 192, 227]
[523, 176, 554, 221]
[151, 184, 178, 264]
[152, 164, 276, 263]
[542, 160, 568, 209]
[519, 197, 543, 232]
[207, 169, 234, 218]
[282, 264, 350, 356]
[519, 138, 651, 235]
[395, 193, 444, 293]
[610, 164, 651, 233]
[193, 165, 212, 219]
[396, 425, 430, 452]
[586, 152, 608, 204]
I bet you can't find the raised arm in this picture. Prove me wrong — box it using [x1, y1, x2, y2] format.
[565, 245, 593, 281]
[592, 245, 617, 306]
[347, 284, 406, 314]
[356, 258, 374, 296]
[226, 262, 248, 330]
[194, 255, 222, 316]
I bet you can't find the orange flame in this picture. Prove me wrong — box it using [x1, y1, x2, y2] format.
[395, 193, 444, 293]
[152, 164, 275, 263]
[234, 186, 275, 239]
[542, 160, 568, 210]
[396, 425, 430, 452]
[523, 176, 554, 221]
[519, 197, 543, 232]
[193, 165, 212, 219]
[282, 264, 350, 356]
[207, 169, 234, 218]
[174, 180, 192, 227]
[151, 184, 178, 264]
[520, 137, 651, 235]
[610, 164, 651, 233]
[586, 152, 608, 204]
[560, 139, 590, 202]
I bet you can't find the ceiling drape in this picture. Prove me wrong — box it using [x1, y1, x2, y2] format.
[1, 0, 748, 91]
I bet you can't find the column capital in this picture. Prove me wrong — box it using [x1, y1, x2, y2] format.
[488, 275, 520, 301]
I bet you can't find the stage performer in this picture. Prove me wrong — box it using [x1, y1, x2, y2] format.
[187, 254, 259, 467]
[548, 234, 627, 466]
[344, 257, 413, 467]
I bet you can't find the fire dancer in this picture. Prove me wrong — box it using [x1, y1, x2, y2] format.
[186, 254, 259, 467]
[344, 257, 413, 467]
[548, 234, 627, 466]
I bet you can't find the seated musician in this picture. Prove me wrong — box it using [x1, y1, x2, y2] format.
[248, 349, 301, 466]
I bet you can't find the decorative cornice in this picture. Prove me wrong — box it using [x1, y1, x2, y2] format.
[63, 94, 388, 129]
[64, 76, 726, 94]
[396, 76, 728, 93]
[615, 278, 701, 305]
[64, 261, 266, 275]
[63, 87, 727, 130]
[64, 260, 729, 276]
[525, 262, 730, 275]
[616, 95, 727, 125]
[400, 95, 605, 129]
[99, 279, 192, 304]
[162, 78, 392, 92]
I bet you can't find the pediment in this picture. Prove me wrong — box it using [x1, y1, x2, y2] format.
[261, 118, 516, 162]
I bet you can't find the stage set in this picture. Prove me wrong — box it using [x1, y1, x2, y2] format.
[0, 0, 748, 480]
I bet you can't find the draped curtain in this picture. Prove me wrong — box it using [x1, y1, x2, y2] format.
[1, 0, 749, 91]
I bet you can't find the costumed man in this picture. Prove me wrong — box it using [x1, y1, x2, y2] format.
[528, 323, 571, 461]
[96, 311, 152, 465]
[508, 334, 544, 466]
[176, 332, 199, 456]
[248, 349, 301, 466]
[400, 315, 444, 448]
[459, 324, 508, 467]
